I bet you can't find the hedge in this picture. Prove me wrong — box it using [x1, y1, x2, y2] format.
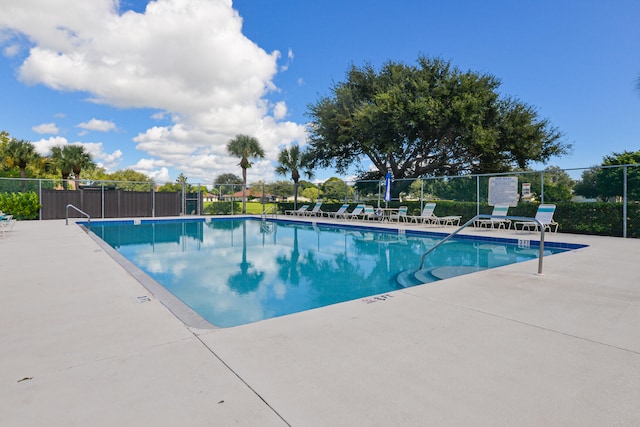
[0, 192, 42, 220]
[275, 200, 640, 238]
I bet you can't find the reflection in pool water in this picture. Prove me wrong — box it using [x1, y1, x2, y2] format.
[90, 218, 566, 328]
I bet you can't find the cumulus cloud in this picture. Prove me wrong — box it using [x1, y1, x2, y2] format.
[32, 136, 123, 171]
[0, 0, 307, 182]
[76, 118, 117, 132]
[131, 159, 170, 183]
[32, 122, 59, 134]
[273, 102, 288, 120]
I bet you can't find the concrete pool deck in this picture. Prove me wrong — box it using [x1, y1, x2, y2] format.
[1, 217, 639, 426]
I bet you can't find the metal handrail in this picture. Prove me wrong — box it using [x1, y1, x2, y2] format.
[66, 204, 91, 227]
[419, 214, 546, 275]
[261, 205, 277, 219]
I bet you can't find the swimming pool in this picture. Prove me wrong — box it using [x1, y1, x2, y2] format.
[88, 217, 581, 328]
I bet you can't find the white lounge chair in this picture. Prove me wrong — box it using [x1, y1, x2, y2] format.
[344, 204, 365, 220]
[325, 204, 350, 219]
[303, 202, 324, 217]
[474, 205, 511, 229]
[0, 213, 16, 238]
[285, 205, 309, 216]
[325, 204, 348, 218]
[433, 214, 462, 227]
[407, 203, 437, 224]
[358, 205, 381, 221]
[514, 204, 558, 233]
[421, 203, 461, 227]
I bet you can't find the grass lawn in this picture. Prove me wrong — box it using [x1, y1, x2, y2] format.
[203, 201, 274, 214]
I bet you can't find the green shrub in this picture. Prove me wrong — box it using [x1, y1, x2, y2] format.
[0, 192, 41, 220]
[203, 201, 242, 215]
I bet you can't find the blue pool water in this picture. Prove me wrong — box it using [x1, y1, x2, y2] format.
[89, 218, 579, 327]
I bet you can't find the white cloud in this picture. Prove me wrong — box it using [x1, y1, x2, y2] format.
[3, 44, 20, 57]
[151, 111, 167, 120]
[76, 118, 117, 132]
[32, 136, 123, 171]
[131, 159, 170, 183]
[32, 122, 59, 134]
[273, 101, 287, 120]
[0, 0, 308, 182]
[32, 136, 69, 156]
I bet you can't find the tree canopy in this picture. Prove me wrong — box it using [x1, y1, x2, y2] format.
[574, 151, 640, 201]
[306, 55, 570, 181]
[214, 173, 243, 186]
[2, 138, 37, 191]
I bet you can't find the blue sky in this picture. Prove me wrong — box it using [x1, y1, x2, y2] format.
[1, 0, 639, 184]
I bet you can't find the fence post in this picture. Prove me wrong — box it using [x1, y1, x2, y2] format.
[37, 179, 42, 220]
[540, 171, 545, 204]
[476, 175, 480, 216]
[181, 182, 185, 215]
[101, 181, 105, 219]
[623, 165, 628, 238]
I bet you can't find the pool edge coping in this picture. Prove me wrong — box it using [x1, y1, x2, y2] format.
[83, 224, 218, 330]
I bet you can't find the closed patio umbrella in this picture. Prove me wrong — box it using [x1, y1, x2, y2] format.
[384, 171, 392, 205]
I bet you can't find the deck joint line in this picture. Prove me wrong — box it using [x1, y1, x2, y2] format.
[193, 333, 292, 427]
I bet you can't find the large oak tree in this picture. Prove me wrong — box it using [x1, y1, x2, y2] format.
[306, 55, 570, 183]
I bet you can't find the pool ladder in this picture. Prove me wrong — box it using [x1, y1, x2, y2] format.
[65, 204, 91, 228]
[261, 205, 277, 219]
[260, 206, 278, 234]
[397, 214, 546, 288]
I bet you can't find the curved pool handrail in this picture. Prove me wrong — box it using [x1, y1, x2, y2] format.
[419, 214, 545, 275]
[66, 204, 91, 227]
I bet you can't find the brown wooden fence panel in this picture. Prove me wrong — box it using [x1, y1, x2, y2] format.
[80, 190, 105, 218]
[154, 192, 182, 216]
[41, 190, 82, 220]
[39, 189, 192, 219]
[118, 191, 152, 217]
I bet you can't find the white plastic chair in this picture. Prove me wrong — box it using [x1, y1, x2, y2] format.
[390, 206, 408, 222]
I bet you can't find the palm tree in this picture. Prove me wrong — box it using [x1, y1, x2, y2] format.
[226, 221, 264, 294]
[50, 145, 73, 190]
[226, 134, 265, 213]
[3, 138, 37, 192]
[64, 145, 94, 190]
[275, 144, 314, 208]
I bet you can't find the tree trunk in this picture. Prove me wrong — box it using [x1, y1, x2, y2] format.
[20, 167, 27, 193]
[242, 167, 247, 214]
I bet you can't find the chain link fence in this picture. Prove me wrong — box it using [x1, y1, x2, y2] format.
[1, 164, 638, 237]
